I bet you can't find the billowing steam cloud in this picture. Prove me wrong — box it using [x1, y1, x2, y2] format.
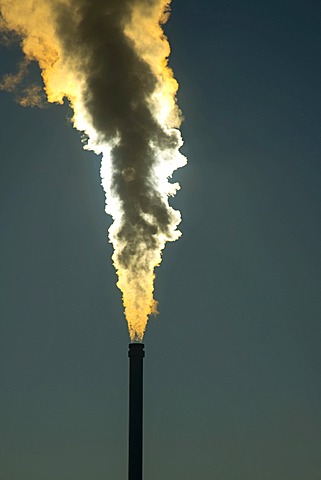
[0, 0, 186, 341]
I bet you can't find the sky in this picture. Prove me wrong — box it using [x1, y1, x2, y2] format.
[0, 1, 321, 479]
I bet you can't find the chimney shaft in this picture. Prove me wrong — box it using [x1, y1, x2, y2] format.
[128, 343, 145, 480]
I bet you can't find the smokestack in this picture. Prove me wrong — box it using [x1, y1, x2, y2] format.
[128, 343, 145, 480]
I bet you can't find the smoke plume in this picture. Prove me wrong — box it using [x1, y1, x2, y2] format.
[0, 0, 186, 341]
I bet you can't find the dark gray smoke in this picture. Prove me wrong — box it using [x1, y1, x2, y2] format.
[55, 0, 180, 269]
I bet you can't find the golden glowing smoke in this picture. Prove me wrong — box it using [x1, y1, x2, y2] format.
[0, 0, 187, 341]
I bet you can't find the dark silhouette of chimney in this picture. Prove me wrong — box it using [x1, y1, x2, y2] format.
[128, 343, 145, 480]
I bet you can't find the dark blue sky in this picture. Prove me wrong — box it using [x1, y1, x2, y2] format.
[1, 1, 321, 478]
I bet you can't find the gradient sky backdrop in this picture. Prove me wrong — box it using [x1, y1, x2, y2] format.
[1, 1, 321, 479]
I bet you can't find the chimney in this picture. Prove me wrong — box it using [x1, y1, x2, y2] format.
[128, 343, 145, 480]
